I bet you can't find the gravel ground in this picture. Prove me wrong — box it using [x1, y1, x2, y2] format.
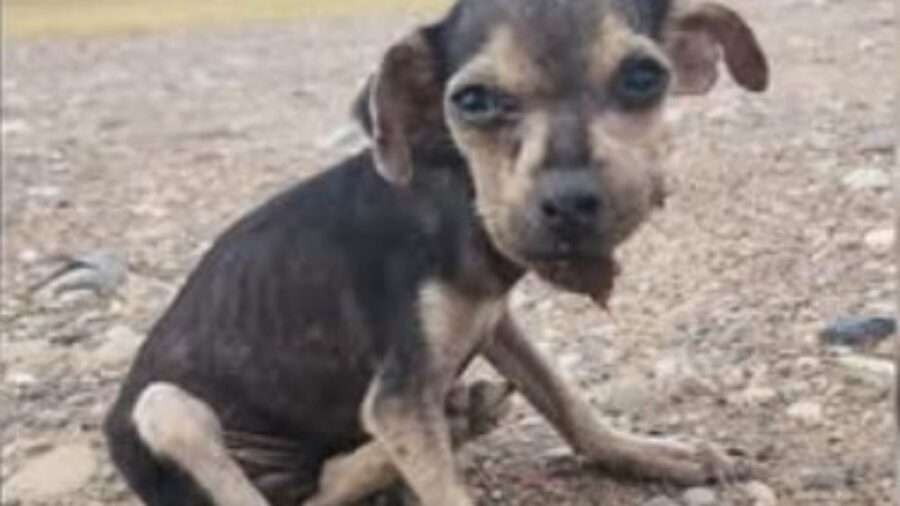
[2, 0, 896, 505]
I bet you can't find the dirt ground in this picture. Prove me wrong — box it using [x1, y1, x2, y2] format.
[2, 0, 896, 505]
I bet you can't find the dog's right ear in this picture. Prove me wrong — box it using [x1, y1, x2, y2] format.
[355, 31, 443, 186]
[664, 3, 769, 95]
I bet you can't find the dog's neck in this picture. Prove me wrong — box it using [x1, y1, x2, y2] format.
[405, 129, 526, 298]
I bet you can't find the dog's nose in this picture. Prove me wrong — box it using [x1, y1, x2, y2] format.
[539, 187, 601, 241]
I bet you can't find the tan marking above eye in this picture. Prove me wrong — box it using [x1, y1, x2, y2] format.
[448, 25, 549, 102]
[590, 13, 671, 89]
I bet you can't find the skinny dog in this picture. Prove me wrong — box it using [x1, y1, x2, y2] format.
[104, 1, 769, 505]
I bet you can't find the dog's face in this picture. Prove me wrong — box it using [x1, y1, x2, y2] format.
[360, 0, 768, 302]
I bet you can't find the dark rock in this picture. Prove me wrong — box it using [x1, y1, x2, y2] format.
[819, 316, 896, 348]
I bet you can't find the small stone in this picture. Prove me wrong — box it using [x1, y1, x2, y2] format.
[50, 332, 89, 347]
[819, 316, 896, 348]
[18, 249, 40, 264]
[787, 401, 823, 425]
[864, 228, 896, 254]
[653, 356, 683, 379]
[644, 496, 680, 506]
[742, 481, 777, 505]
[2, 119, 30, 136]
[858, 126, 895, 154]
[558, 352, 582, 369]
[35, 249, 128, 299]
[800, 466, 851, 490]
[599, 375, 656, 414]
[834, 354, 895, 389]
[26, 185, 62, 199]
[55, 288, 99, 306]
[5, 443, 97, 501]
[489, 489, 504, 501]
[6, 371, 37, 387]
[858, 38, 877, 53]
[674, 371, 719, 398]
[734, 387, 779, 406]
[93, 325, 145, 366]
[539, 445, 571, 461]
[794, 356, 821, 371]
[841, 168, 891, 190]
[683, 486, 717, 506]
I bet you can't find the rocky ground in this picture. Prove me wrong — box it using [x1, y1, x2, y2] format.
[2, 0, 896, 505]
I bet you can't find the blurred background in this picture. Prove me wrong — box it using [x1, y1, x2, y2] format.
[5, 0, 442, 38]
[2, 1, 895, 506]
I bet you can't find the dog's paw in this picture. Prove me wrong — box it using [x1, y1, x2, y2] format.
[446, 380, 515, 444]
[585, 432, 758, 486]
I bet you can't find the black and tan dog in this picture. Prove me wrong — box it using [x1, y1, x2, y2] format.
[104, 1, 769, 505]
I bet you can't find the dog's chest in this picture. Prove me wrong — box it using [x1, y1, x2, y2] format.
[416, 281, 506, 372]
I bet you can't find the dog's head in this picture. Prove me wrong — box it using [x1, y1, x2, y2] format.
[356, 0, 768, 303]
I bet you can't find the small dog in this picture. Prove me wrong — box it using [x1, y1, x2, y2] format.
[104, 1, 768, 505]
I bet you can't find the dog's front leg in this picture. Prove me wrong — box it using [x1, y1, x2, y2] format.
[303, 380, 513, 506]
[484, 313, 747, 485]
[356, 282, 499, 506]
[361, 373, 471, 506]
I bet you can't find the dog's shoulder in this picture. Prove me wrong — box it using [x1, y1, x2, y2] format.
[150, 150, 476, 334]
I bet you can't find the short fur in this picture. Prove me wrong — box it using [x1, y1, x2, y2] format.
[105, 1, 768, 505]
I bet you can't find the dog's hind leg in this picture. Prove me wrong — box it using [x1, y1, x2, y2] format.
[303, 380, 514, 506]
[483, 313, 751, 486]
[131, 382, 270, 506]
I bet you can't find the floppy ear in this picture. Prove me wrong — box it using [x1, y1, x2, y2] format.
[350, 75, 375, 136]
[362, 31, 443, 185]
[664, 2, 769, 95]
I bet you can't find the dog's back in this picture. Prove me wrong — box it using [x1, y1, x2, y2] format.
[104, 148, 488, 505]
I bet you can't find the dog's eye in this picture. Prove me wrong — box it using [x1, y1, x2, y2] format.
[613, 57, 670, 109]
[450, 85, 516, 125]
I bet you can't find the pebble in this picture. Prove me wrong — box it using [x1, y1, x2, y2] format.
[819, 316, 896, 348]
[834, 354, 895, 389]
[795, 356, 821, 371]
[863, 228, 896, 254]
[683, 486, 717, 506]
[26, 185, 62, 199]
[841, 167, 891, 190]
[644, 496, 680, 506]
[786, 401, 823, 425]
[49, 331, 90, 347]
[598, 375, 657, 414]
[742, 481, 778, 505]
[2, 119, 31, 135]
[6, 371, 38, 387]
[93, 325, 145, 366]
[800, 466, 851, 490]
[5, 443, 97, 501]
[539, 444, 571, 462]
[18, 248, 40, 264]
[733, 386, 779, 407]
[858, 126, 895, 154]
[653, 355, 683, 379]
[55, 288, 99, 307]
[35, 249, 128, 299]
[558, 352, 582, 370]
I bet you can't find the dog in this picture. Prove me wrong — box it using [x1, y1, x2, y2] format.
[104, 1, 769, 505]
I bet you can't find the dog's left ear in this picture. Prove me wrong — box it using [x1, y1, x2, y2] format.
[357, 30, 443, 185]
[664, 3, 769, 95]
